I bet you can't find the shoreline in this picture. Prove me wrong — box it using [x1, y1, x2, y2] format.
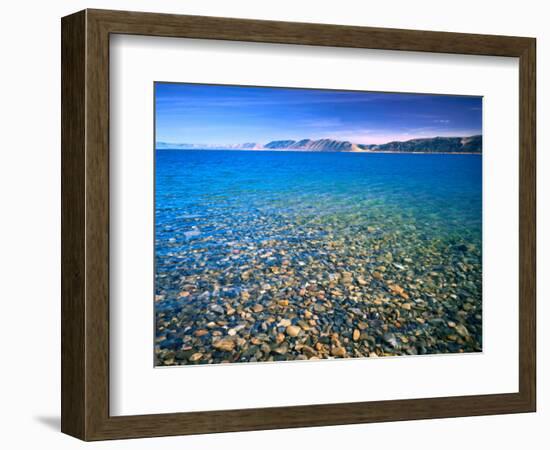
[156, 148, 482, 155]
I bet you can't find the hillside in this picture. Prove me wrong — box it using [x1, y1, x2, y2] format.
[156, 135, 482, 153]
[360, 135, 482, 153]
[264, 138, 361, 152]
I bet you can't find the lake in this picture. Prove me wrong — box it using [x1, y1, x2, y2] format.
[154, 150, 482, 365]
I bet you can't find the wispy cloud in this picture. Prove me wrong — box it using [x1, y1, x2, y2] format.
[155, 83, 482, 146]
[156, 92, 379, 109]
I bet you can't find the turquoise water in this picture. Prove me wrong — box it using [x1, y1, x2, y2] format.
[154, 150, 482, 365]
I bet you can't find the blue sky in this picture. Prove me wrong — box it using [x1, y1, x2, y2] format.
[155, 82, 482, 146]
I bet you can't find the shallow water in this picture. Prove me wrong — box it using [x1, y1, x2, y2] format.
[154, 150, 482, 365]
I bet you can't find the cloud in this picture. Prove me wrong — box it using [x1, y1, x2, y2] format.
[297, 118, 343, 129]
[156, 92, 379, 110]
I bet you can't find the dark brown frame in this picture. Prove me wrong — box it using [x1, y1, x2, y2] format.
[61, 9, 536, 441]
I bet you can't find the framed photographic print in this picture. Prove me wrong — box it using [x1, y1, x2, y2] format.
[61, 9, 536, 440]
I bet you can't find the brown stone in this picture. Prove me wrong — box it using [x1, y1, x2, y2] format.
[189, 353, 203, 362]
[331, 346, 347, 357]
[213, 339, 235, 352]
[286, 325, 301, 337]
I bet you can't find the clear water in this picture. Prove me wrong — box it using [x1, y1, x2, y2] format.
[154, 150, 482, 364]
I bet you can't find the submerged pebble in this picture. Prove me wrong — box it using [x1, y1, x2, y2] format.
[154, 151, 482, 366]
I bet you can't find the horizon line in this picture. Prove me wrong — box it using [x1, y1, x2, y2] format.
[156, 133, 482, 148]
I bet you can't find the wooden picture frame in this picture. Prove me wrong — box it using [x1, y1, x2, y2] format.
[61, 9, 536, 441]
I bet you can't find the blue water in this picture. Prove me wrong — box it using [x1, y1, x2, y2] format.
[154, 150, 482, 363]
[155, 150, 481, 253]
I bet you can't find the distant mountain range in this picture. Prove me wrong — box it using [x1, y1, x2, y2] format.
[263, 138, 363, 152]
[358, 135, 482, 153]
[155, 141, 263, 150]
[156, 135, 482, 154]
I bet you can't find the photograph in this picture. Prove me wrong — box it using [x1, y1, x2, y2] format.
[48, 3, 540, 443]
[153, 83, 483, 366]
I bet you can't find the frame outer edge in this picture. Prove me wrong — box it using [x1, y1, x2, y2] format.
[518, 38, 536, 411]
[83, 8, 533, 57]
[84, 8, 112, 441]
[61, 10, 87, 440]
[61, 8, 537, 440]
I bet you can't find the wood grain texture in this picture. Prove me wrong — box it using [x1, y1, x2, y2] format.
[89, 8, 532, 56]
[61, 10, 86, 439]
[85, 10, 111, 439]
[61, 9, 537, 441]
[518, 39, 536, 410]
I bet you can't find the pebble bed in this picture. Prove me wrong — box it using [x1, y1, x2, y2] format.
[155, 191, 482, 366]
